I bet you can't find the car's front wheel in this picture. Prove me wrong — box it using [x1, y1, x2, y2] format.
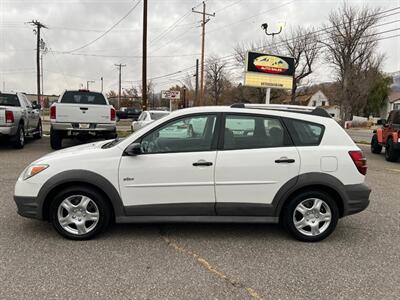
[50, 186, 111, 240]
[282, 190, 339, 242]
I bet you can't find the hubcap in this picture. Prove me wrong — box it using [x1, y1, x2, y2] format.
[293, 198, 332, 237]
[57, 195, 99, 235]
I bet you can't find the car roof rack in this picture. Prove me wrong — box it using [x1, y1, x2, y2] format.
[230, 103, 332, 118]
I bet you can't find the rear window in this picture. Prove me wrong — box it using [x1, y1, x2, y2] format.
[284, 118, 325, 146]
[60, 91, 107, 105]
[0, 94, 20, 107]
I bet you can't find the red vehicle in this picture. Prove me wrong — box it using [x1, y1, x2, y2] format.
[371, 110, 400, 162]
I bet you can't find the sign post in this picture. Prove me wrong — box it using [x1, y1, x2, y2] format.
[161, 90, 181, 111]
[244, 51, 294, 103]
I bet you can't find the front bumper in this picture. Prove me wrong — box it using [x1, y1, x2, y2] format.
[0, 124, 18, 136]
[343, 183, 371, 216]
[14, 195, 42, 220]
[51, 122, 116, 132]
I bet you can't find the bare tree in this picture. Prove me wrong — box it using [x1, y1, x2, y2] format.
[205, 56, 228, 105]
[322, 4, 380, 121]
[280, 26, 319, 104]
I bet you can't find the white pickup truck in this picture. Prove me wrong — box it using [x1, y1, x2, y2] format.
[50, 90, 117, 149]
[0, 92, 42, 148]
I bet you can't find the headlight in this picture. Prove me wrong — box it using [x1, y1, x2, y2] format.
[23, 164, 49, 180]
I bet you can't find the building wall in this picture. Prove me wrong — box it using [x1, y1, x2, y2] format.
[307, 90, 330, 107]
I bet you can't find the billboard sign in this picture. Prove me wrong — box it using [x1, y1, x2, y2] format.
[161, 90, 180, 100]
[244, 51, 294, 89]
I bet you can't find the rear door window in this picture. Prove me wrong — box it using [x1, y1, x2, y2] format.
[223, 114, 291, 150]
[61, 91, 107, 105]
[284, 118, 325, 146]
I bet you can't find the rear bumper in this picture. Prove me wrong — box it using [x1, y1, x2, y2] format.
[14, 195, 42, 220]
[51, 122, 116, 132]
[0, 125, 18, 136]
[343, 183, 371, 216]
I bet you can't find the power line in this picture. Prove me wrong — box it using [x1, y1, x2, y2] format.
[66, 0, 141, 53]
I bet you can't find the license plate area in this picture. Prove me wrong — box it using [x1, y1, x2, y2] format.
[79, 123, 90, 129]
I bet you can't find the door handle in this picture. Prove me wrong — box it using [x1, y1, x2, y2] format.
[80, 107, 88, 110]
[275, 157, 295, 163]
[193, 160, 213, 167]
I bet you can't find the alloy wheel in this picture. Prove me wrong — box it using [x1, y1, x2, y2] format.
[293, 198, 332, 237]
[57, 195, 100, 235]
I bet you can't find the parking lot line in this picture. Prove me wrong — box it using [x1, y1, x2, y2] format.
[385, 168, 400, 173]
[160, 232, 263, 300]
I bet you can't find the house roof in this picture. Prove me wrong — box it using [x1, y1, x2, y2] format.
[282, 94, 312, 105]
[388, 91, 400, 103]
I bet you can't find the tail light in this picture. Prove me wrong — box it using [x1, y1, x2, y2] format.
[50, 106, 56, 119]
[5, 110, 14, 123]
[110, 107, 116, 121]
[349, 151, 367, 175]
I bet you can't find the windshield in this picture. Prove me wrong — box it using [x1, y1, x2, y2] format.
[150, 112, 169, 120]
[0, 94, 20, 107]
[61, 91, 107, 105]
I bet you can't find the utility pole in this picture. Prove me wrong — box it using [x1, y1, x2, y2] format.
[192, 2, 215, 106]
[28, 20, 47, 104]
[101, 77, 104, 93]
[86, 80, 95, 90]
[193, 58, 199, 107]
[261, 22, 283, 104]
[115, 64, 126, 109]
[142, 0, 148, 111]
[40, 54, 44, 99]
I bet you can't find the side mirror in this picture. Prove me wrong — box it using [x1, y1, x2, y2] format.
[377, 119, 386, 126]
[124, 143, 141, 156]
[33, 103, 41, 110]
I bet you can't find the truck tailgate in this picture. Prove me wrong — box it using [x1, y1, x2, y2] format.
[0, 107, 6, 125]
[55, 104, 111, 123]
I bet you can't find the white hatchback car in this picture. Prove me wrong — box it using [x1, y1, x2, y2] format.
[14, 104, 370, 242]
[131, 110, 170, 132]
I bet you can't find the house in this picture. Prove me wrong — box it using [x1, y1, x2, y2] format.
[381, 91, 400, 118]
[282, 90, 341, 120]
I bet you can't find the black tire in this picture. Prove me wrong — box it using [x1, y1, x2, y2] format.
[370, 134, 382, 154]
[33, 119, 43, 139]
[385, 138, 399, 162]
[11, 124, 25, 149]
[282, 190, 339, 242]
[49, 186, 111, 240]
[50, 128, 62, 150]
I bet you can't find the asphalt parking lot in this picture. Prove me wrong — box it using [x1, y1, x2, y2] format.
[0, 137, 399, 299]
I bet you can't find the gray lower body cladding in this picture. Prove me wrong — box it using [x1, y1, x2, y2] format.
[14, 171, 371, 222]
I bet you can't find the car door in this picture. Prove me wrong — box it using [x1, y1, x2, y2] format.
[215, 113, 300, 216]
[119, 113, 219, 216]
[21, 95, 37, 132]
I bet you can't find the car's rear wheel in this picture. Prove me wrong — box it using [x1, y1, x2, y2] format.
[50, 128, 62, 150]
[385, 138, 399, 162]
[12, 125, 25, 149]
[50, 186, 111, 240]
[282, 190, 339, 242]
[371, 134, 382, 154]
